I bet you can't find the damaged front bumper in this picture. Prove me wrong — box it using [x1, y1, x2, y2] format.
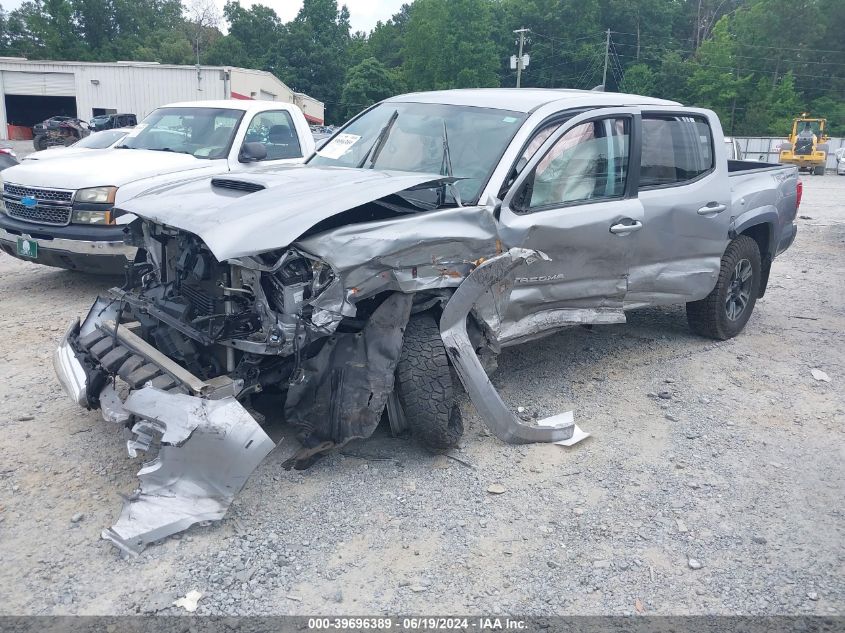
[53, 305, 275, 555]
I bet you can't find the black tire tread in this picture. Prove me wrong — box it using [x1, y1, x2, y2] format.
[396, 314, 463, 450]
[686, 235, 760, 340]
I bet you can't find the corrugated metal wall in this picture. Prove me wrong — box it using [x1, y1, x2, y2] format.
[733, 136, 845, 170]
[70, 64, 227, 120]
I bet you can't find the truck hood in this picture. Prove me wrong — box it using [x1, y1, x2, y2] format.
[121, 165, 452, 261]
[3, 148, 215, 189]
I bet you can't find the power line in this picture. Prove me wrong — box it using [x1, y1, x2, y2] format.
[530, 31, 604, 46]
[611, 39, 845, 67]
[608, 30, 844, 55]
[611, 51, 842, 81]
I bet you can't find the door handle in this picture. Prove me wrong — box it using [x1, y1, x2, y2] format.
[609, 220, 643, 235]
[697, 203, 728, 215]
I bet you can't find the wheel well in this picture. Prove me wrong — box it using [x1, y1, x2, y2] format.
[739, 223, 772, 298]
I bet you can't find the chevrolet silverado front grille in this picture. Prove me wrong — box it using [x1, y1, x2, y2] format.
[3, 183, 74, 226]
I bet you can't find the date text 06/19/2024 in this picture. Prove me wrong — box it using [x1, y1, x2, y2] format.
[307, 617, 528, 630]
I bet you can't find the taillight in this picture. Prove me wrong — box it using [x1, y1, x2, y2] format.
[796, 180, 803, 210]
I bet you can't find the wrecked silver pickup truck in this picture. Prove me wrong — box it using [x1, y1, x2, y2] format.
[54, 89, 800, 554]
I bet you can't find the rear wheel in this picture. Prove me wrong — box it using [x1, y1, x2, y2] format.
[396, 313, 463, 450]
[33, 135, 47, 151]
[686, 236, 761, 340]
[813, 165, 825, 176]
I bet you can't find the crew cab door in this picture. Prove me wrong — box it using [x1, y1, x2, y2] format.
[228, 109, 309, 171]
[496, 107, 644, 343]
[625, 108, 731, 306]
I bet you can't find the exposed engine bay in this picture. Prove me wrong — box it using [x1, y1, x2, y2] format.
[55, 167, 579, 555]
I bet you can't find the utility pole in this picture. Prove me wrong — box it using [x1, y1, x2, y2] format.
[514, 27, 529, 88]
[602, 28, 611, 91]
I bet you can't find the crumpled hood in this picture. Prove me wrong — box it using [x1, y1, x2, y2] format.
[120, 165, 452, 261]
[3, 148, 213, 189]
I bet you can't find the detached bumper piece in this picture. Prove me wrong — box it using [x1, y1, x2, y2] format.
[102, 387, 275, 556]
[440, 248, 576, 444]
[54, 303, 275, 555]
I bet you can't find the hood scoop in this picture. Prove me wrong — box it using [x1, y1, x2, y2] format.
[211, 178, 265, 193]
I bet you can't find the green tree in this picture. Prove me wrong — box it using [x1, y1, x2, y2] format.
[281, 0, 351, 122]
[402, 0, 499, 91]
[619, 63, 655, 95]
[340, 56, 401, 120]
[222, 1, 283, 72]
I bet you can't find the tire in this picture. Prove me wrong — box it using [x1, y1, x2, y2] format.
[813, 165, 825, 176]
[686, 235, 761, 340]
[396, 313, 463, 450]
[33, 135, 46, 151]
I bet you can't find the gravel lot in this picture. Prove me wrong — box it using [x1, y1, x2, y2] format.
[0, 175, 843, 617]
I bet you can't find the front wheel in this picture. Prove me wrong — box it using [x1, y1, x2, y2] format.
[396, 314, 463, 450]
[686, 235, 761, 340]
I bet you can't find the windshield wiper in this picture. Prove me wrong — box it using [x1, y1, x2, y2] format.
[358, 110, 399, 169]
[440, 120, 463, 207]
[114, 144, 134, 149]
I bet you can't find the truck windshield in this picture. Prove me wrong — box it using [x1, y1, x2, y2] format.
[308, 102, 527, 203]
[118, 107, 244, 159]
[73, 129, 128, 149]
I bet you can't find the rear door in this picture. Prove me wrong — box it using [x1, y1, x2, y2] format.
[625, 108, 732, 306]
[496, 107, 644, 342]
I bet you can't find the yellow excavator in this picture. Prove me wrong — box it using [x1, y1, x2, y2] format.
[779, 115, 829, 175]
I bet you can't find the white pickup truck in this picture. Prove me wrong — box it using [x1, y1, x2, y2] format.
[0, 100, 314, 273]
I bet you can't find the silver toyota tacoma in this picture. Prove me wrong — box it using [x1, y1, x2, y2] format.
[53, 89, 800, 554]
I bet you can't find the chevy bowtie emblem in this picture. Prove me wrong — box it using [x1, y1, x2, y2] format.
[21, 196, 37, 208]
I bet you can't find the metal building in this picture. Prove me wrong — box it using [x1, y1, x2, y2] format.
[0, 58, 325, 139]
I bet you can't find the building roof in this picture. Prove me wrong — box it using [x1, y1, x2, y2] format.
[387, 88, 679, 112]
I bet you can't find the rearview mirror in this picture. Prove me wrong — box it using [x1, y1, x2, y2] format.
[239, 142, 267, 163]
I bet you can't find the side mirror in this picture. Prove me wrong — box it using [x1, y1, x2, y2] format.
[239, 142, 267, 163]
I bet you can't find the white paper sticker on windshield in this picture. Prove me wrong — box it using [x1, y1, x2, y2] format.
[125, 123, 147, 138]
[317, 133, 361, 159]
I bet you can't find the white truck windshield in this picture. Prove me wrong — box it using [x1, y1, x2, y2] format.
[119, 107, 244, 159]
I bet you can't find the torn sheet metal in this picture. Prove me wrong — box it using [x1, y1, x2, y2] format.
[120, 166, 456, 262]
[284, 292, 413, 465]
[102, 387, 275, 555]
[440, 248, 575, 444]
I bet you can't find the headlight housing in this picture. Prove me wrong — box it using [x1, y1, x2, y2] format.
[72, 209, 114, 225]
[75, 186, 117, 204]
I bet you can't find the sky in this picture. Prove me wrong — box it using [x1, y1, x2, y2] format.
[0, 0, 408, 34]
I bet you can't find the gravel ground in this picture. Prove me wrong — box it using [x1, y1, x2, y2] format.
[0, 175, 843, 617]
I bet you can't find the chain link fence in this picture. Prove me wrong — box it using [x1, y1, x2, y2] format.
[733, 136, 845, 170]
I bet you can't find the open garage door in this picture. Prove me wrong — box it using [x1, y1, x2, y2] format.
[4, 95, 77, 127]
[2, 71, 78, 127]
[4, 71, 75, 96]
